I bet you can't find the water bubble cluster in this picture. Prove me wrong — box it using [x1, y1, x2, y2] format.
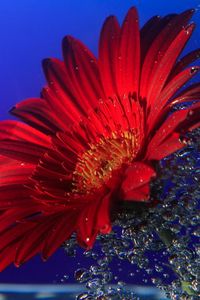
[63, 128, 200, 300]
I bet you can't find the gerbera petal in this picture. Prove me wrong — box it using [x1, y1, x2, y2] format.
[98, 15, 120, 97]
[0, 205, 41, 233]
[77, 206, 99, 248]
[0, 156, 36, 205]
[77, 192, 112, 248]
[62, 36, 105, 109]
[120, 162, 156, 202]
[0, 155, 35, 209]
[171, 82, 200, 99]
[0, 223, 34, 254]
[169, 48, 200, 80]
[140, 9, 194, 105]
[147, 66, 200, 132]
[146, 132, 183, 160]
[146, 103, 200, 160]
[117, 7, 140, 96]
[156, 66, 199, 107]
[0, 120, 51, 146]
[176, 102, 200, 131]
[42, 58, 88, 118]
[95, 192, 112, 234]
[0, 156, 34, 185]
[0, 184, 30, 209]
[140, 14, 176, 62]
[42, 85, 82, 126]
[122, 183, 152, 202]
[0, 140, 47, 163]
[10, 98, 62, 135]
[0, 244, 18, 271]
[15, 214, 60, 266]
[147, 110, 188, 153]
[42, 211, 78, 259]
[0, 222, 36, 271]
[0, 122, 50, 162]
[146, 24, 195, 109]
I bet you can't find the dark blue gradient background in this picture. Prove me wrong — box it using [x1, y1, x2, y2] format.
[0, 0, 199, 284]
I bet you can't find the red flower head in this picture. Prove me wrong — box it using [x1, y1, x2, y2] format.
[0, 7, 200, 270]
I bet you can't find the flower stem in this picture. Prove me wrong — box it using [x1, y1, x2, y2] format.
[157, 228, 175, 247]
[181, 281, 196, 296]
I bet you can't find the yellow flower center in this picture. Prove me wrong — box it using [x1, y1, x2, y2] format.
[73, 131, 139, 194]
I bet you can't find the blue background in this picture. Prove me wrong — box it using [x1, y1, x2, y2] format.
[0, 0, 199, 284]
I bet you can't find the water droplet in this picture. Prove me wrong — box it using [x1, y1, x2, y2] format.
[190, 68, 199, 77]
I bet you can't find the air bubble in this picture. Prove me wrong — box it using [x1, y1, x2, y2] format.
[74, 268, 91, 283]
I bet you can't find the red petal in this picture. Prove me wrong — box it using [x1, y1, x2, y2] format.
[42, 211, 78, 259]
[160, 66, 199, 106]
[0, 156, 34, 185]
[146, 103, 200, 160]
[146, 132, 183, 160]
[0, 205, 41, 233]
[147, 66, 200, 132]
[77, 192, 112, 248]
[0, 140, 47, 163]
[120, 162, 156, 202]
[0, 121, 50, 162]
[176, 102, 200, 132]
[15, 214, 59, 266]
[0, 223, 37, 271]
[0, 184, 30, 208]
[146, 24, 195, 108]
[0, 223, 35, 253]
[169, 48, 200, 80]
[62, 36, 105, 109]
[117, 7, 140, 96]
[42, 85, 82, 126]
[0, 245, 17, 271]
[172, 82, 200, 99]
[10, 98, 62, 135]
[95, 192, 112, 234]
[98, 15, 120, 97]
[122, 182, 151, 202]
[0, 120, 50, 147]
[42, 58, 87, 119]
[147, 110, 188, 152]
[140, 14, 175, 62]
[0, 156, 34, 208]
[140, 9, 194, 104]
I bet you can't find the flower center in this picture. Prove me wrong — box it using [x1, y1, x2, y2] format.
[73, 131, 139, 194]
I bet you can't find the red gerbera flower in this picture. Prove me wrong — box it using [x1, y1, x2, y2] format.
[0, 7, 200, 271]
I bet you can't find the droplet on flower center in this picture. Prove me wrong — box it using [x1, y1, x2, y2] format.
[73, 131, 139, 193]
